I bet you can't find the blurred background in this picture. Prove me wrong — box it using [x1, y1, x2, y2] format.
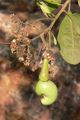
[0, 0, 80, 120]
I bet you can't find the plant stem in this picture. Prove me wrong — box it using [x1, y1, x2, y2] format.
[49, 0, 71, 30]
[32, 0, 71, 43]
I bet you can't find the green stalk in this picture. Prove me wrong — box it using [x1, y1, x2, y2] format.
[39, 58, 49, 82]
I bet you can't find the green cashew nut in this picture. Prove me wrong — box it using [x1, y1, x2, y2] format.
[35, 80, 58, 105]
[35, 58, 58, 105]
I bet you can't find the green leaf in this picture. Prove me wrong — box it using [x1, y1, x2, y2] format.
[43, 0, 61, 12]
[36, 0, 61, 17]
[37, 1, 52, 17]
[78, 0, 80, 6]
[57, 13, 80, 64]
[44, 0, 61, 5]
[37, 1, 51, 16]
[44, 1, 59, 11]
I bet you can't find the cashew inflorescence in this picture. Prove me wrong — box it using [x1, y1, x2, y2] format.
[35, 58, 58, 105]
